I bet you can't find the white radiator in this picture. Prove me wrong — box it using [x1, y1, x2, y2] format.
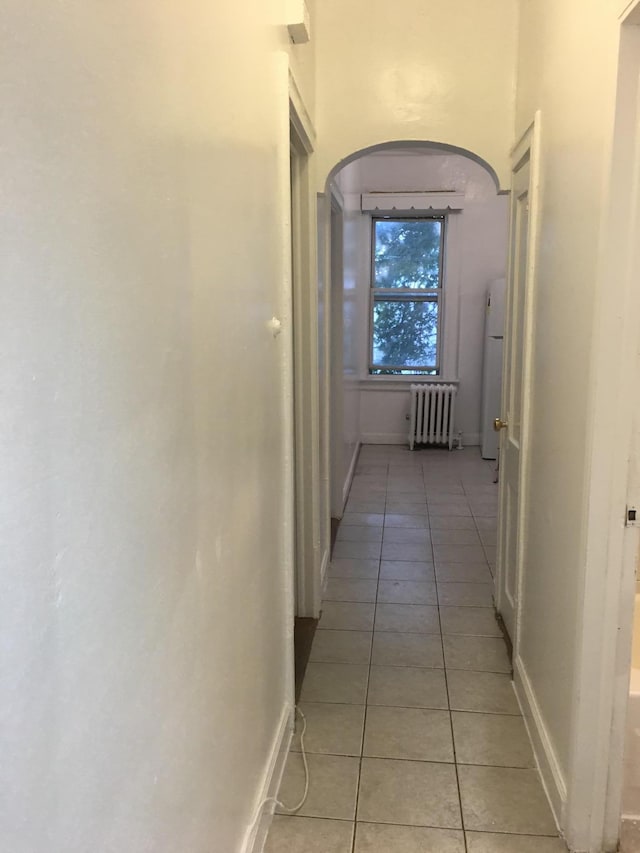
[409, 384, 458, 450]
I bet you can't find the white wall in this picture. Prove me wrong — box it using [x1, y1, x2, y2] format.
[315, 0, 518, 189]
[0, 3, 310, 851]
[512, 0, 637, 847]
[341, 194, 363, 495]
[335, 151, 509, 447]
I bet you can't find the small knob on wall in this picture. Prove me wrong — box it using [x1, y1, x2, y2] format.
[268, 317, 283, 337]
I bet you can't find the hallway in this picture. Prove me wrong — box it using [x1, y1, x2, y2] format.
[266, 446, 564, 852]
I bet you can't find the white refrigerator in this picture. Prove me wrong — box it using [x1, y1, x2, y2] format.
[481, 278, 506, 459]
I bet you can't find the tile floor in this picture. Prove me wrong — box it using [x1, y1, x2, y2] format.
[265, 446, 566, 853]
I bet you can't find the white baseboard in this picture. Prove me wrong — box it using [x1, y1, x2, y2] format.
[342, 440, 362, 511]
[320, 547, 330, 595]
[242, 702, 294, 853]
[360, 432, 481, 447]
[514, 654, 567, 828]
[361, 432, 407, 445]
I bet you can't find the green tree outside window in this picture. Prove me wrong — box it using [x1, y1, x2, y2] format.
[371, 218, 444, 375]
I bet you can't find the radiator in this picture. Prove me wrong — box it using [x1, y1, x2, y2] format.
[409, 384, 458, 450]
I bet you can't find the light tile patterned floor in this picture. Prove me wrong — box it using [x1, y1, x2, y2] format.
[265, 446, 567, 853]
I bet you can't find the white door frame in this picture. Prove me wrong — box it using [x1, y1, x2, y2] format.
[328, 184, 346, 520]
[567, 9, 640, 851]
[496, 115, 542, 654]
[289, 76, 322, 618]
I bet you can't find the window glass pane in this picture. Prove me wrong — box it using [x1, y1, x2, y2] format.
[374, 219, 442, 289]
[372, 300, 438, 368]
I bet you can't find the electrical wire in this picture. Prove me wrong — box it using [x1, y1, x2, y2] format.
[246, 707, 310, 842]
[273, 707, 309, 813]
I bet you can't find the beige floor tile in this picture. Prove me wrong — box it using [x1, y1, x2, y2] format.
[464, 485, 499, 497]
[346, 500, 387, 514]
[382, 542, 433, 561]
[300, 663, 369, 704]
[435, 564, 493, 584]
[429, 503, 473, 517]
[387, 483, 426, 495]
[353, 473, 387, 484]
[319, 602, 375, 631]
[372, 632, 444, 668]
[356, 464, 388, 474]
[342, 512, 385, 526]
[265, 816, 354, 853]
[484, 545, 497, 563]
[364, 706, 454, 762]
[383, 527, 432, 545]
[357, 757, 462, 828]
[427, 494, 470, 506]
[351, 479, 387, 491]
[425, 480, 466, 503]
[471, 506, 497, 518]
[377, 580, 437, 605]
[474, 516, 497, 531]
[324, 578, 378, 603]
[329, 558, 380, 580]
[310, 630, 372, 665]
[380, 560, 435, 582]
[385, 494, 427, 516]
[444, 636, 510, 673]
[337, 525, 384, 543]
[458, 765, 557, 835]
[466, 832, 567, 852]
[437, 582, 494, 608]
[452, 712, 534, 767]
[384, 513, 429, 528]
[332, 541, 382, 561]
[385, 503, 429, 516]
[469, 499, 498, 511]
[431, 529, 481, 545]
[292, 703, 365, 756]
[433, 544, 487, 563]
[447, 671, 520, 715]
[367, 665, 448, 708]
[276, 753, 360, 820]
[429, 516, 477, 530]
[374, 603, 440, 634]
[440, 606, 502, 637]
[355, 822, 465, 852]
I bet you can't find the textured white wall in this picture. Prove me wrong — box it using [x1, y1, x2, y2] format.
[512, 0, 628, 839]
[335, 152, 508, 446]
[0, 2, 306, 851]
[315, 0, 518, 189]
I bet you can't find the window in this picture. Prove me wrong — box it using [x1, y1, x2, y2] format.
[370, 217, 445, 375]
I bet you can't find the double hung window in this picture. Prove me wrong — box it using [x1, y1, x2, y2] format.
[370, 217, 444, 375]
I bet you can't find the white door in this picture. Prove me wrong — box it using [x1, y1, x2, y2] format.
[496, 122, 540, 644]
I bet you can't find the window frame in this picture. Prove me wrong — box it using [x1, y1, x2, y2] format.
[369, 215, 446, 375]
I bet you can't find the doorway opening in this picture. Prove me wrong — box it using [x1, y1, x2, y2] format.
[289, 107, 322, 699]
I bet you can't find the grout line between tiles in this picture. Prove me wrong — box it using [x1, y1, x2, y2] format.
[274, 450, 559, 852]
[435, 572, 468, 850]
[349, 460, 386, 853]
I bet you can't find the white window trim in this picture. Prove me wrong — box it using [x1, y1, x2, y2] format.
[363, 208, 462, 384]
